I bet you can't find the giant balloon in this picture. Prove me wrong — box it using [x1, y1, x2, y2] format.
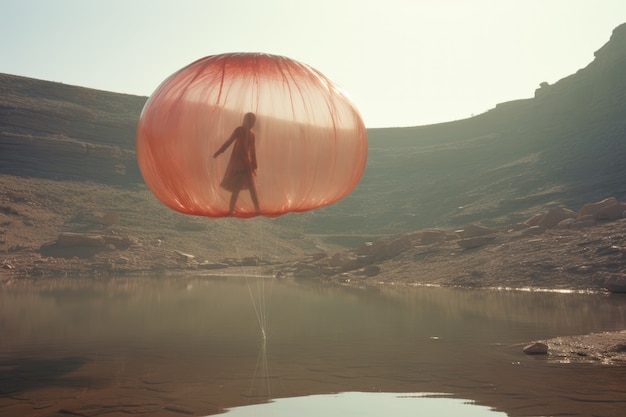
[136, 53, 367, 218]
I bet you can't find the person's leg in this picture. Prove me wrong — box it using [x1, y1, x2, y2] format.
[227, 190, 240, 216]
[249, 185, 260, 213]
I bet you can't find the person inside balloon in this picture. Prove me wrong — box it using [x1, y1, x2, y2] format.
[213, 112, 261, 216]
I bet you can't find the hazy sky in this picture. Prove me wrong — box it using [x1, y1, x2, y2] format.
[2, 1, 625, 127]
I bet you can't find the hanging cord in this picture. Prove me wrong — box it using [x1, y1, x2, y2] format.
[235, 245, 268, 340]
[234, 221, 275, 402]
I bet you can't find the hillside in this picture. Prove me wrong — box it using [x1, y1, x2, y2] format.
[0, 72, 144, 183]
[306, 22, 626, 238]
[1, 23, 626, 285]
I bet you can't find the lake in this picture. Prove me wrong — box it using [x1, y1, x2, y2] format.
[1, 276, 626, 416]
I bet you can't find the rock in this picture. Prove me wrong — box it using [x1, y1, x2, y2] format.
[523, 342, 549, 355]
[366, 237, 390, 256]
[57, 232, 106, 248]
[596, 201, 626, 221]
[198, 262, 229, 270]
[578, 197, 624, 218]
[173, 250, 195, 262]
[420, 229, 447, 244]
[339, 257, 368, 272]
[610, 343, 626, 353]
[537, 206, 577, 229]
[576, 214, 595, 222]
[384, 235, 413, 258]
[102, 235, 136, 249]
[457, 235, 496, 249]
[557, 218, 576, 229]
[309, 252, 327, 261]
[240, 256, 261, 266]
[455, 224, 498, 239]
[524, 213, 544, 227]
[362, 265, 381, 276]
[355, 242, 374, 256]
[508, 223, 530, 232]
[595, 245, 622, 256]
[602, 273, 626, 293]
[520, 226, 545, 236]
[571, 217, 596, 229]
[329, 252, 356, 267]
[356, 235, 413, 263]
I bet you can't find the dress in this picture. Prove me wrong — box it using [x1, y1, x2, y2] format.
[217, 126, 257, 192]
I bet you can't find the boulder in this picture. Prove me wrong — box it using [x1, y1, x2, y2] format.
[309, 252, 328, 261]
[508, 223, 530, 232]
[596, 202, 626, 221]
[198, 262, 229, 270]
[355, 241, 374, 256]
[595, 245, 622, 256]
[603, 273, 626, 293]
[520, 226, 545, 236]
[557, 218, 576, 229]
[523, 342, 549, 355]
[457, 235, 496, 249]
[329, 252, 356, 267]
[578, 197, 624, 218]
[420, 229, 447, 244]
[362, 265, 381, 276]
[455, 224, 497, 239]
[173, 250, 195, 262]
[571, 216, 596, 229]
[57, 232, 106, 248]
[537, 206, 577, 229]
[102, 235, 136, 249]
[367, 238, 391, 259]
[240, 256, 261, 266]
[339, 257, 368, 272]
[524, 213, 544, 227]
[384, 235, 413, 258]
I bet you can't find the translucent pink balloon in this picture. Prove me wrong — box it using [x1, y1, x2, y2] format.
[136, 53, 367, 218]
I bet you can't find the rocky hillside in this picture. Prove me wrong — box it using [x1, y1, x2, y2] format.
[308, 22, 626, 239]
[0, 74, 144, 183]
[1, 23, 625, 265]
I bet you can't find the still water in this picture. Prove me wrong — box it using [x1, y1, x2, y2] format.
[1, 276, 625, 417]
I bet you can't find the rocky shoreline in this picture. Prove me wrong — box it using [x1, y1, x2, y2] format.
[3, 196, 626, 293]
[523, 331, 626, 366]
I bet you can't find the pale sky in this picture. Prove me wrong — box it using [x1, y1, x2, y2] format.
[2, 0, 626, 127]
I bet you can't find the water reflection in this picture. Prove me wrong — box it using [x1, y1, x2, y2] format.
[1, 276, 626, 417]
[223, 392, 506, 416]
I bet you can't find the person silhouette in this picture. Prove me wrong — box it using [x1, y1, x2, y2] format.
[213, 112, 261, 216]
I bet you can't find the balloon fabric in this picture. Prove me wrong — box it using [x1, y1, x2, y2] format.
[136, 53, 368, 218]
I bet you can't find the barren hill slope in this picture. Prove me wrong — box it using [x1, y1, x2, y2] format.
[307, 22, 626, 237]
[0, 73, 145, 183]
